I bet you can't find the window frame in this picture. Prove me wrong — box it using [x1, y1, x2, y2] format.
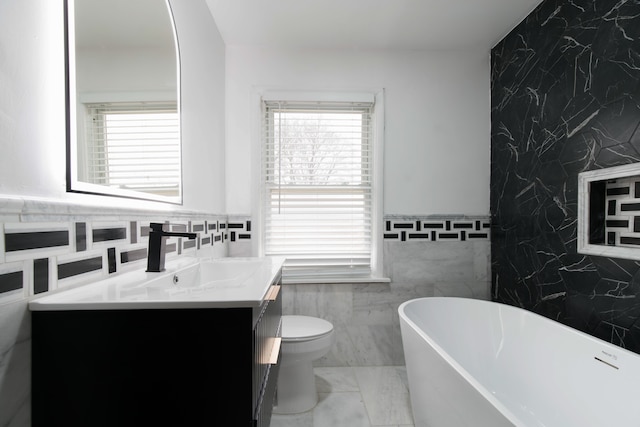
[255, 91, 385, 283]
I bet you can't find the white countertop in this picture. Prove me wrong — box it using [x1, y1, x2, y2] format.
[28, 257, 284, 310]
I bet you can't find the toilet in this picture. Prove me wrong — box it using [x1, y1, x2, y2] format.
[273, 315, 335, 414]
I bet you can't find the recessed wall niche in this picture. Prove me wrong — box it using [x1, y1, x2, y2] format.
[578, 163, 640, 261]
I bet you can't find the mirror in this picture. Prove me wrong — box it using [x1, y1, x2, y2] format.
[66, 0, 182, 203]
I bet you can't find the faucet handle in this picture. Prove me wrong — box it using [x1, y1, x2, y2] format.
[149, 222, 167, 232]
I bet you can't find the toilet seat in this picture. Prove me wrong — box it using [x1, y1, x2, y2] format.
[281, 315, 333, 342]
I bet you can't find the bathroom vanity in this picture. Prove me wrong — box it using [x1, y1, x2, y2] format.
[30, 257, 283, 427]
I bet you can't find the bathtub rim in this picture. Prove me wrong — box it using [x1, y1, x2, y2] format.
[399, 296, 640, 359]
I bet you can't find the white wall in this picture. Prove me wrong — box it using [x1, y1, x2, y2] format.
[0, 0, 225, 214]
[170, 0, 226, 213]
[0, 0, 66, 200]
[225, 46, 491, 216]
[76, 48, 176, 96]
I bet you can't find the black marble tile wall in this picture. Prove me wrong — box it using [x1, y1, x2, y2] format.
[491, 0, 640, 353]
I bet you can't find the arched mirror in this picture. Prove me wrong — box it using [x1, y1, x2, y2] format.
[65, 0, 182, 204]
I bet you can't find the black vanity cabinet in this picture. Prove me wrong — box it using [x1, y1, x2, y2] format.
[32, 275, 282, 427]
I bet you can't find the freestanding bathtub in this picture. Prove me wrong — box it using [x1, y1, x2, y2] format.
[399, 297, 640, 427]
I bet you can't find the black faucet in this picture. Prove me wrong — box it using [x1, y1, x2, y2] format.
[146, 223, 197, 272]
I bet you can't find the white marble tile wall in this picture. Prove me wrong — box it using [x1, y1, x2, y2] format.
[385, 240, 491, 300]
[282, 239, 491, 367]
[0, 300, 30, 427]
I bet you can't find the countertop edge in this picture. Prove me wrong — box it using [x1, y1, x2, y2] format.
[28, 257, 284, 311]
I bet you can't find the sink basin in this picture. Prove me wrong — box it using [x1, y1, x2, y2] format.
[145, 259, 266, 297]
[200, 259, 265, 284]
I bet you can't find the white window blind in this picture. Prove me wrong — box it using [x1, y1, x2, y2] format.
[262, 100, 374, 282]
[83, 102, 180, 196]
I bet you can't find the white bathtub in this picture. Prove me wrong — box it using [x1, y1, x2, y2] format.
[399, 297, 640, 427]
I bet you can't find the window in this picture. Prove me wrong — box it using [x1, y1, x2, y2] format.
[81, 102, 180, 197]
[262, 100, 376, 282]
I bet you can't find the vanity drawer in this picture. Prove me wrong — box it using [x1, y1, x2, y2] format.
[252, 275, 283, 424]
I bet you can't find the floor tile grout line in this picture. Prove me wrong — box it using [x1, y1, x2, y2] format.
[272, 366, 414, 427]
[358, 388, 375, 427]
[349, 365, 414, 427]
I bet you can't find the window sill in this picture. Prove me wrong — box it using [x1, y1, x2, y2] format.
[282, 276, 391, 285]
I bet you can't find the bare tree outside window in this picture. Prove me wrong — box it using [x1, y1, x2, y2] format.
[272, 111, 365, 186]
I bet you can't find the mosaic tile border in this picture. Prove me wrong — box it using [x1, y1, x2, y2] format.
[0, 218, 231, 302]
[0, 196, 238, 304]
[384, 215, 490, 242]
[228, 217, 252, 242]
[223, 215, 491, 244]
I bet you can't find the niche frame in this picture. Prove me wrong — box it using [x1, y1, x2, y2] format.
[578, 163, 640, 261]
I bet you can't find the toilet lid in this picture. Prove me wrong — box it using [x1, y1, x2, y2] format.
[281, 315, 334, 341]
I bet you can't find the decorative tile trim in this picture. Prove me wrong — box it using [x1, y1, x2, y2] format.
[221, 214, 488, 244]
[228, 216, 252, 242]
[384, 215, 490, 242]
[107, 248, 116, 274]
[92, 227, 127, 243]
[0, 261, 26, 303]
[76, 222, 87, 251]
[0, 196, 231, 301]
[58, 256, 103, 280]
[4, 230, 69, 252]
[120, 248, 147, 264]
[3, 223, 71, 263]
[33, 258, 49, 294]
[0, 271, 22, 293]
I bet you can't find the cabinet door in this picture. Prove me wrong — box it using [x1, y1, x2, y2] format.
[33, 308, 254, 426]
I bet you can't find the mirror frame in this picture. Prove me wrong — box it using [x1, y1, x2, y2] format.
[64, 0, 183, 204]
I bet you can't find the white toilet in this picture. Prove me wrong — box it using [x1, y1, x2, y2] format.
[273, 315, 335, 414]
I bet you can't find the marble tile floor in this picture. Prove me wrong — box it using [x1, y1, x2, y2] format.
[271, 366, 414, 427]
